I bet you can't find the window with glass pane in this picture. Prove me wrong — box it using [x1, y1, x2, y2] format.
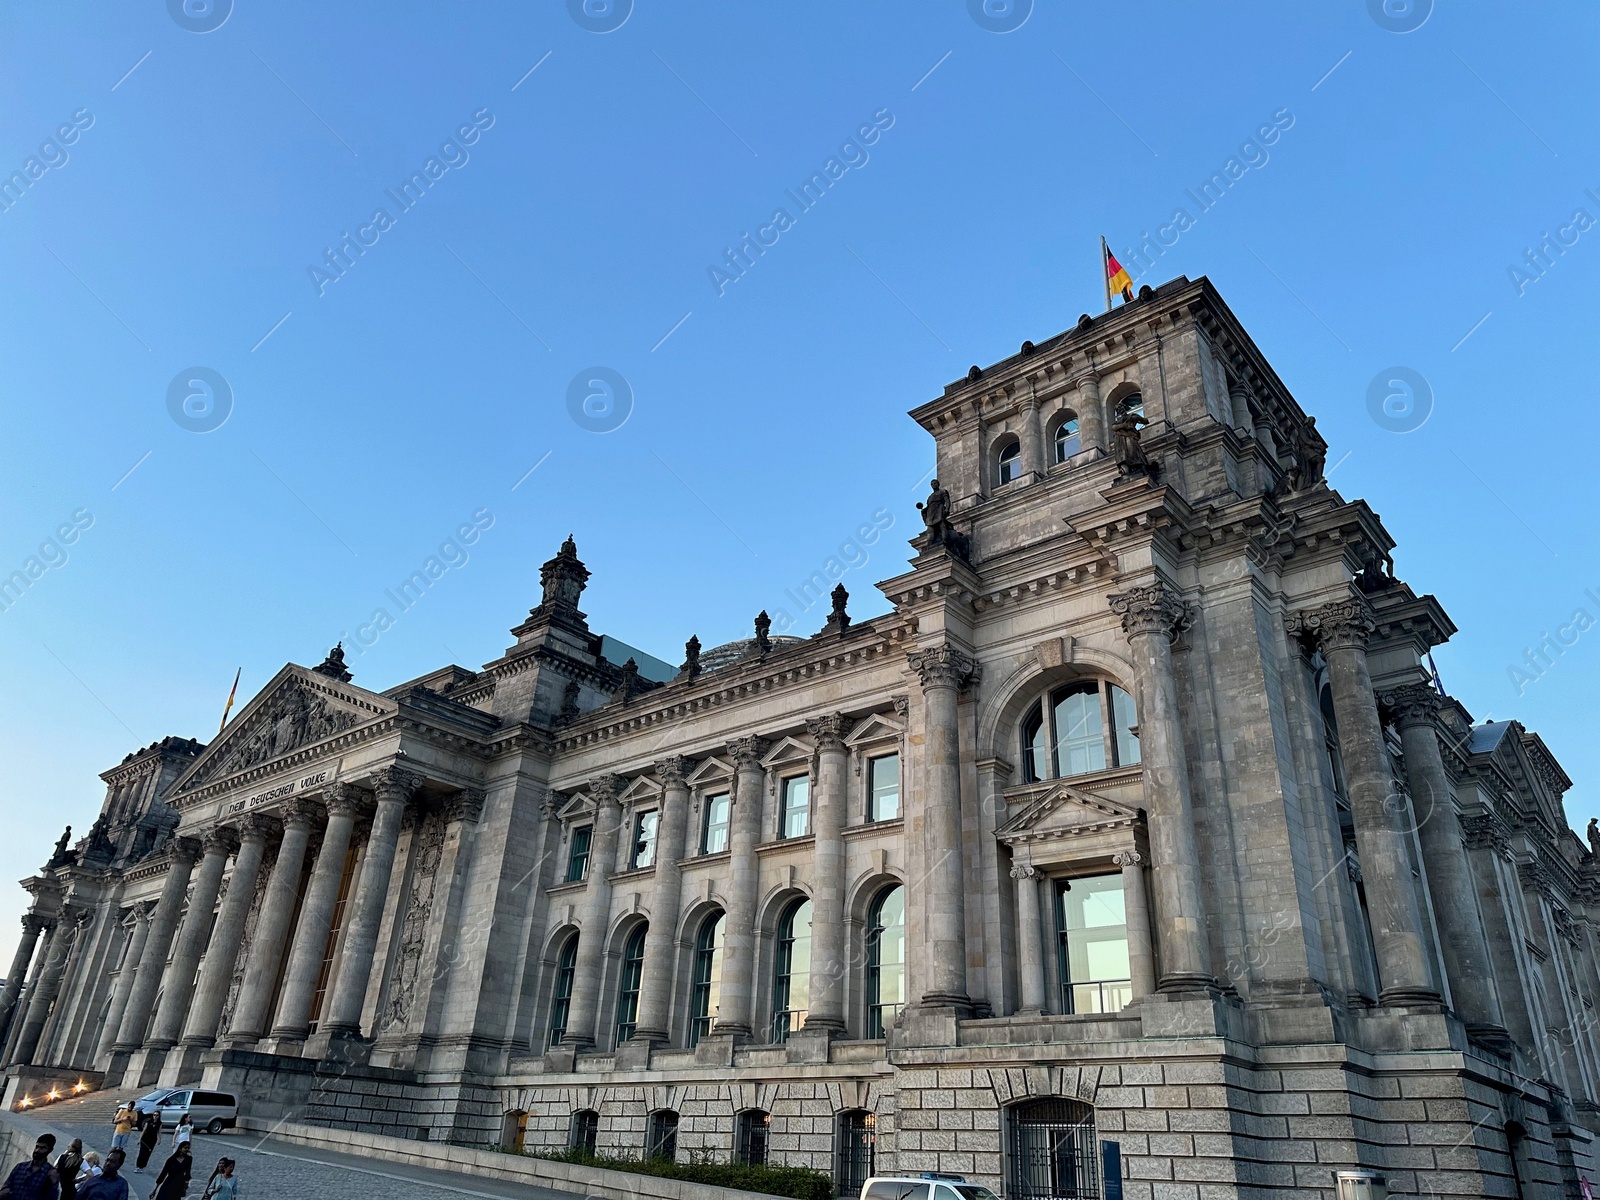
[866, 886, 906, 1037]
[566, 826, 592, 882]
[688, 913, 724, 1046]
[1021, 704, 1048, 783]
[781, 775, 810, 839]
[1053, 415, 1081, 463]
[614, 924, 646, 1043]
[1053, 683, 1106, 776]
[996, 439, 1022, 485]
[547, 935, 578, 1048]
[868, 754, 900, 821]
[702, 793, 730, 853]
[1108, 683, 1141, 767]
[631, 810, 658, 869]
[771, 898, 812, 1042]
[1056, 875, 1131, 1014]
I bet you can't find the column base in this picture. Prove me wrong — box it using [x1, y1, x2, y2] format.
[163, 1042, 215, 1088]
[1466, 1022, 1516, 1058]
[127, 1044, 169, 1088]
[614, 1038, 654, 1071]
[256, 1032, 308, 1058]
[304, 1028, 374, 1068]
[709, 1021, 751, 1043]
[1156, 973, 1218, 996]
[1378, 985, 1443, 1009]
[783, 1025, 837, 1064]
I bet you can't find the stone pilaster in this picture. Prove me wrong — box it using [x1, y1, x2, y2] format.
[182, 815, 274, 1050]
[1384, 683, 1507, 1036]
[563, 774, 624, 1048]
[714, 736, 769, 1038]
[270, 786, 365, 1044]
[112, 836, 201, 1052]
[632, 757, 691, 1046]
[321, 767, 425, 1039]
[1289, 599, 1439, 1007]
[908, 643, 979, 1008]
[1108, 584, 1213, 992]
[805, 716, 850, 1034]
[1114, 849, 1157, 1001]
[148, 825, 237, 1049]
[225, 800, 317, 1046]
[1011, 864, 1046, 1014]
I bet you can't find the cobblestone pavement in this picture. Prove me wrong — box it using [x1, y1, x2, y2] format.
[50, 1122, 582, 1200]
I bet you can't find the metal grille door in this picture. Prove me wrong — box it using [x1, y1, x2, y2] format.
[836, 1111, 875, 1197]
[1007, 1100, 1100, 1200]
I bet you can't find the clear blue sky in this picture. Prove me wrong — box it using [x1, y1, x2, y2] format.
[2, 2, 1597, 949]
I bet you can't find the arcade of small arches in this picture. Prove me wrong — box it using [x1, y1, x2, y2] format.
[992, 390, 1146, 488]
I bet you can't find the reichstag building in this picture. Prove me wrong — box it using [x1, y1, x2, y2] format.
[1, 276, 1592, 1199]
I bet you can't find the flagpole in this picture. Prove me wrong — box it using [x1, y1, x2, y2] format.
[219, 667, 241, 734]
[1100, 236, 1112, 314]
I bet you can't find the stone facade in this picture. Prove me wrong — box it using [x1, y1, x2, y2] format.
[2, 275, 1596, 1198]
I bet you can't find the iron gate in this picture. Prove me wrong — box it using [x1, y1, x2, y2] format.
[1006, 1099, 1100, 1200]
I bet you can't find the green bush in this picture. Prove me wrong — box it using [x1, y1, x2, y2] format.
[530, 1147, 835, 1200]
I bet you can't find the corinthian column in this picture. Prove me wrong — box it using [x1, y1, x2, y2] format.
[270, 786, 365, 1042]
[0, 915, 48, 1037]
[1011, 864, 1046, 1013]
[97, 906, 152, 1064]
[908, 643, 980, 1007]
[1290, 599, 1438, 1006]
[632, 758, 690, 1044]
[805, 715, 849, 1033]
[1383, 683, 1504, 1032]
[113, 837, 202, 1051]
[714, 737, 769, 1038]
[13, 908, 86, 1064]
[563, 775, 624, 1048]
[226, 801, 316, 1046]
[321, 768, 423, 1038]
[149, 826, 237, 1048]
[1108, 584, 1212, 992]
[182, 815, 274, 1049]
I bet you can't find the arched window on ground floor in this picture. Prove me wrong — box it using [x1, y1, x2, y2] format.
[569, 1109, 599, 1156]
[1006, 1098, 1100, 1200]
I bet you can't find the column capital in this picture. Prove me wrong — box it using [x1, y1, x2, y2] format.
[19, 913, 49, 936]
[203, 825, 241, 856]
[281, 797, 322, 831]
[241, 812, 281, 844]
[805, 714, 850, 751]
[907, 644, 980, 692]
[372, 766, 425, 803]
[323, 782, 368, 819]
[1108, 583, 1190, 642]
[132, 900, 156, 922]
[1380, 683, 1442, 730]
[1287, 597, 1375, 653]
[727, 736, 770, 768]
[1009, 863, 1040, 881]
[445, 788, 485, 824]
[588, 774, 625, 808]
[654, 756, 692, 787]
[167, 835, 204, 867]
[1113, 849, 1146, 868]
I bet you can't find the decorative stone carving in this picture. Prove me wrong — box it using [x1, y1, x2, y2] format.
[531, 536, 589, 620]
[1380, 683, 1442, 730]
[199, 675, 361, 782]
[824, 585, 851, 635]
[1463, 813, 1513, 860]
[588, 774, 624, 807]
[241, 812, 280, 843]
[203, 825, 241, 856]
[46, 826, 74, 868]
[1108, 583, 1190, 642]
[167, 835, 203, 867]
[1111, 407, 1154, 479]
[445, 789, 485, 824]
[914, 479, 971, 562]
[753, 611, 772, 656]
[281, 798, 322, 831]
[374, 767, 425, 803]
[1009, 863, 1039, 881]
[680, 636, 702, 680]
[1287, 598, 1376, 653]
[907, 644, 980, 692]
[890, 694, 910, 718]
[805, 714, 849, 751]
[1112, 850, 1145, 868]
[382, 809, 447, 1032]
[656, 757, 689, 787]
[313, 643, 353, 683]
[323, 783, 368, 819]
[727, 736, 770, 768]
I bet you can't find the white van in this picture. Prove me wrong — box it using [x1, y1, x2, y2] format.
[862, 1174, 1001, 1200]
[132, 1088, 239, 1133]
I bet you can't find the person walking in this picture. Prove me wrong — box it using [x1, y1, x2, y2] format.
[134, 1112, 161, 1172]
[168, 1117, 192, 1155]
[111, 1104, 137, 1154]
[79, 1155, 100, 1182]
[197, 1159, 235, 1200]
[75, 1150, 129, 1200]
[54, 1139, 83, 1200]
[148, 1145, 190, 1200]
[0, 1134, 59, 1200]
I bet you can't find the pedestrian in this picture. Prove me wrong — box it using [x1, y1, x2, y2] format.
[168, 1116, 191, 1153]
[54, 1139, 83, 1200]
[75, 1150, 128, 1200]
[148, 1145, 189, 1200]
[134, 1112, 161, 1172]
[111, 1103, 137, 1153]
[198, 1159, 235, 1200]
[80, 1155, 100, 1181]
[0, 1133, 59, 1199]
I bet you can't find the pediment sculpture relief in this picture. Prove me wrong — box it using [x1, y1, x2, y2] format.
[199, 675, 363, 783]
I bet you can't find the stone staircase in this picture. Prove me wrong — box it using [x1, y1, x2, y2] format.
[19, 1089, 129, 1130]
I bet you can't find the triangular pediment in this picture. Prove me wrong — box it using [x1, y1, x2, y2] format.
[845, 712, 904, 747]
[996, 781, 1141, 844]
[687, 756, 733, 788]
[621, 775, 663, 805]
[176, 666, 394, 792]
[557, 793, 592, 822]
[761, 736, 813, 769]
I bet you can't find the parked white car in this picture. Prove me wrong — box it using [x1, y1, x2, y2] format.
[132, 1088, 239, 1134]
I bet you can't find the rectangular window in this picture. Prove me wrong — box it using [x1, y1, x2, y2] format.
[702, 793, 730, 854]
[781, 775, 810, 839]
[868, 754, 900, 822]
[566, 825, 592, 883]
[1055, 874, 1131, 1015]
[1109, 684, 1141, 767]
[631, 811, 659, 869]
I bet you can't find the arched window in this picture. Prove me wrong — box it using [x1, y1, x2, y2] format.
[771, 898, 813, 1042]
[1019, 679, 1140, 783]
[736, 1109, 771, 1166]
[1051, 413, 1081, 463]
[866, 886, 906, 1038]
[1006, 1098, 1097, 1200]
[1115, 391, 1145, 421]
[646, 1109, 679, 1162]
[613, 924, 647, 1044]
[547, 934, 578, 1048]
[688, 912, 724, 1047]
[995, 437, 1022, 486]
[569, 1108, 599, 1156]
[835, 1110, 876, 1198]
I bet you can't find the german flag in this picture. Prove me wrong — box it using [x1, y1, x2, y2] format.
[1102, 236, 1133, 310]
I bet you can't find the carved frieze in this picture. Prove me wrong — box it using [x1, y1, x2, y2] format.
[196, 675, 363, 784]
[382, 809, 447, 1033]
